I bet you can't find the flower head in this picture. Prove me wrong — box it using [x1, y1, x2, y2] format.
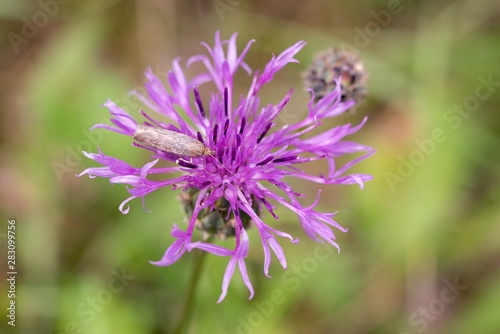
[79, 32, 375, 302]
[304, 47, 368, 103]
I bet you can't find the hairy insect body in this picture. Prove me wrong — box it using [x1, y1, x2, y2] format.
[133, 124, 214, 157]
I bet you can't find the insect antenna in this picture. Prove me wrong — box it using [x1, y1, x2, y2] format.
[208, 153, 234, 175]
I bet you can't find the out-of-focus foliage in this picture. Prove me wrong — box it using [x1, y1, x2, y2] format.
[0, 0, 499, 333]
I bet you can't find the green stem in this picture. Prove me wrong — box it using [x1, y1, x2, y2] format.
[171, 245, 210, 334]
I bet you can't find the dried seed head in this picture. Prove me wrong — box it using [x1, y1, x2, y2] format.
[303, 48, 368, 103]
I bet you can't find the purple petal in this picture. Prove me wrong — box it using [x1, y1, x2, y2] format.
[150, 225, 191, 266]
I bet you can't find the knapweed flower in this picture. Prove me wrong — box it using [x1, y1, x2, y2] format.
[79, 32, 375, 302]
[303, 47, 368, 103]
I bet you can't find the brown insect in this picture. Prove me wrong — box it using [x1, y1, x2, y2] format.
[133, 124, 215, 157]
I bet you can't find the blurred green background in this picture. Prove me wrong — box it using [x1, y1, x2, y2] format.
[1, 0, 499, 333]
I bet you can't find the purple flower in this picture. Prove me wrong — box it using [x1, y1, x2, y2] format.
[79, 32, 375, 302]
